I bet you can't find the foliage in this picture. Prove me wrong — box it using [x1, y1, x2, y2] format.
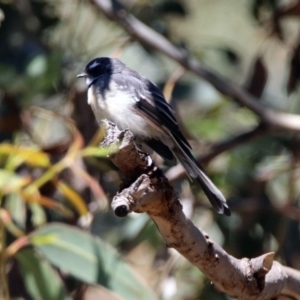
[0, 0, 300, 299]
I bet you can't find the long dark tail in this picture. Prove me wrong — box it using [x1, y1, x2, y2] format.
[172, 147, 231, 216]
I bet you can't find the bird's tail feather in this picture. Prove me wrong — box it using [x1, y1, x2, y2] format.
[172, 148, 231, 216]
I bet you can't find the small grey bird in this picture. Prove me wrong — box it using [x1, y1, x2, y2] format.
[77, 57, 230, 216]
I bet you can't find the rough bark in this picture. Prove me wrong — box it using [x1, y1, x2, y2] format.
[99, 120, 300, 300]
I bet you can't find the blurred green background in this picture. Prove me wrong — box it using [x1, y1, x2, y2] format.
[0, 0, 300, 299]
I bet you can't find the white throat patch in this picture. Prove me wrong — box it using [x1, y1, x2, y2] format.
[86, 77, 92, 86]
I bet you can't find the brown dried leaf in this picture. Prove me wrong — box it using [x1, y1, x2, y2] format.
[287, 42, 300, 95]
[245, 56, 268, 99]
[42, 140, 72, 155]
[277, 1, 300, 18]
[55, 180, 89, 216]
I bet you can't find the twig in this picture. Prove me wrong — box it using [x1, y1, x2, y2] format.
[163, 67, 185, 103]
[99, 120, 300, 300]
[166, 122, 271, 182]
[91, 0, 300, 132]
[0, 219, 9, 300]
[199, 123, 270, 163]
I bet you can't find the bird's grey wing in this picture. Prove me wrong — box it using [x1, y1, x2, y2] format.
[113, 71, 191, 158]
[144, 138, 175, 162]
[133, 80, 192, 150]
[133, 80, 230, 216]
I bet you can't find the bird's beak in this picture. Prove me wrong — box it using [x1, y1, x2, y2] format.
[77, 72, 88, 78]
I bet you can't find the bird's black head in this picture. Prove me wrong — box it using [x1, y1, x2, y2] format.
[77, 57, 114, 87]
[84, 57, 113, 78]
[77, 57, 126, 81]
[77, 57, 113, 79]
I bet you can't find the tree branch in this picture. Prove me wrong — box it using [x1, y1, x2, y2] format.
[91, 0, 300, 132]
[166, 122, 272, 182]
[100, 120, 300, 300]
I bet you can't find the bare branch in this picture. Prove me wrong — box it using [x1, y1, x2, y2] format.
[91, 0, 300, 132]
[166, 122, 271, 182]
[100, 120, 300, 300]
[282, 266, 300, 298]
[199, 123, 271, 163]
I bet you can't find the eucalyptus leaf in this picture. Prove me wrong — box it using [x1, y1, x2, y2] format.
[16, 248, 70, 300]
[27, 55, 47, 77]
[5, 193, 26, 230]
[29, 203, 47, 227]
[56, 180, 88, 216]
[0, 170, 30, 192]
[0, 143, 50, 168]
[30, 223, 157, 300]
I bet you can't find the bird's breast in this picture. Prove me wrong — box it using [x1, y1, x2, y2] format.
[87, 82, 160, 139]
[87, 85, 108, 122]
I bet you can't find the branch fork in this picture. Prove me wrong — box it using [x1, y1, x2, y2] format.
[99, 120, 300, 299]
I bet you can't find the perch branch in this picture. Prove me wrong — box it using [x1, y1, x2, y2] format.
[91, 0, 300, 132]
[99, 120, 300, 300]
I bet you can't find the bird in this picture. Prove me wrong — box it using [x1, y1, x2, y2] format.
[77, 57, 230, 216]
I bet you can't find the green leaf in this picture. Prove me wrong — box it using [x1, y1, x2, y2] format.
[27, 55, 47, 77]
[16, 248, 70, 300]
[0, 170, 30, 193]
[55, 180, 89, 216]
[81, 146, 117, 157]
[29, 203, 47, 227]
[5, 193, 26, 230]
[30, 223, 157, 300]
[0, 143, 50, 168]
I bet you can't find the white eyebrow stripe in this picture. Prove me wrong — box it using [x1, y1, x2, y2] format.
[89, 61, 99, 69]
